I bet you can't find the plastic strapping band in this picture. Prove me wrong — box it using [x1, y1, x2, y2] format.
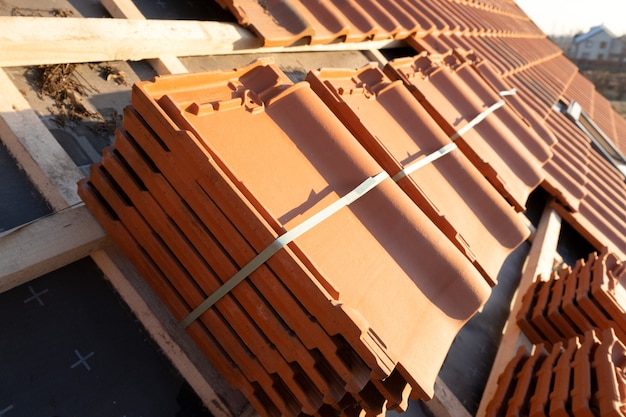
[449, 88, 516, 141]
[392, 142, 457, 181]
[498, 88, 517, 97]
[181, 170, 390, 327]
[393, 88, 515, 181]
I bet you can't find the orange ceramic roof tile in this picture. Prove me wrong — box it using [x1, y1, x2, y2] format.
[443, 1, 483, 35]
[516, 250, 626, 351]
[576, 253, 626, 343]
[130, 59, 492, 401]
[550, 140, 590, 182]
[585, 152, 626, 201]
[306, 63, 529, 286]
[72, 0, 626, 414]
[541, 164, 586, 212]
[522, 62, 575, 101]
[342, 1, 411, 40]
[562, 259, 596, 334]
[582, 186, 626, 237]
[503, 75, 553, 119]
[390, 0, 438, 36]
[119, 108, 372, 384]
[85, 162, 316, 416]
[358, 0, 421, 39]
[454, 37, 513, 74]
[410, 1, 449, 35]
[505, 344, 548, 417]
[530, 277, 565, 344]
[528, 341, 564, 417]
[486, 328, 626, 417]
[446, 52, 553, 164]
[591, 251, 626, 336]
[211, 0, 551, 46]
[570, 330, 600, 417]
[314, 1, 399, 42]
[563, 73, 597, 115]
[422, 0, 466, 36]
[552, 199, 626, 261]
[462, 51, 558, 147]
[214, 0, 449, 45]
[385, 51, 545, 211]
[548, 336, 580, 416]
[508, 71, 561, 110]
[593, 327, 626, 417]
[546, 268, 581, 340]
[483, 345, 530, 417]
[516, 279, 547, 345]
[580, 193, 626, 245]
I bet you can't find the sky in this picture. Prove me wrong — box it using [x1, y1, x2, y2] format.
[515, 0, 626, 36]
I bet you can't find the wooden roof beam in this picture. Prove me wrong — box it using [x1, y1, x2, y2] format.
[0, 16, 405, 67]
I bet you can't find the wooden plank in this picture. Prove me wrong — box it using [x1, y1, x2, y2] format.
[427, 378, 473, 417]
[0, 68, 84, 210]
[0, 16, 404, 67]
[101, 0, 189, 75]
[0, 67, 107, 291]
[0, 205, 108, 293]
[90, 245, 249, 417]
[476, 204, 562, 417]
[96, 3, 248, 415]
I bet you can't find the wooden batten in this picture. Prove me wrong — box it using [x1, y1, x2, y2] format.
[0, 16, 404, 67]
[476, 204, 562, 417]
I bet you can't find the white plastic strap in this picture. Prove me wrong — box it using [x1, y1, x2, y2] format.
[182, 171, 390, 327]
[392, 142, 458, 181]
[498, 88, 517, 97]
[393, 88, 515, 181]
[449, 88, 516, 140]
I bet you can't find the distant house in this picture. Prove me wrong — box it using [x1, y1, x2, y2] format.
[569, 25, 626, 69]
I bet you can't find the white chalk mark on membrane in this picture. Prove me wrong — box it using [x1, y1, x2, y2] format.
[70, 349, 95, 371]
[0, 405, 15, 416]
[23, 285, 49, 306]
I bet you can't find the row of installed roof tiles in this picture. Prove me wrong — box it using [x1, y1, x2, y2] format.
[214, 0, 544, 46]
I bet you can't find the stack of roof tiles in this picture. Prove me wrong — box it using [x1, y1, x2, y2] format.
[484, 327, 626, 417]
[517, 250, 626, 349]
[78, 57, 538, 416]
[77, 0, 626, 415]
[482, 250, 626, 415]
